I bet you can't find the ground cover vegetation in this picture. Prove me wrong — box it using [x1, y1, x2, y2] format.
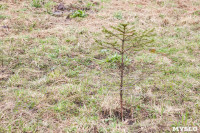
[0, 0, 200, 132]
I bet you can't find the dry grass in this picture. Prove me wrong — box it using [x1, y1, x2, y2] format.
[0, 0, 200, 132]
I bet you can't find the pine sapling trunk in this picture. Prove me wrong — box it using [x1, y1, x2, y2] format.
[120, 51, 124, 121]
[120, 27, 125, 121]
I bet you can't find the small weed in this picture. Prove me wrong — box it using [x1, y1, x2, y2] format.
[65, 36, 77, 44]
[66, 70, 79, 78]
[32, 0, 43, 8]
[28, 102, 36, 109]
[65, 127, 77, 132]
[48, 69, 61, 80]
[86, 2, 94, 8]
[70, 10, 87, 18]
[28, 22, 37, 32]
[53, 101, 79, 116]
[137, 5, 143, 8]
[182, 112, 188, 126]
[44, 1, 56, 14]
[0, 14, 7, 20]
[8, 74, 27, 87]
[105, 53, 131, 68]
[114, 12, 123, 20]
[0, 4, 8, 10]
[193, 10, 200, 16]
[161, 106, 165, 117]
[159, 14, 165, 18]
